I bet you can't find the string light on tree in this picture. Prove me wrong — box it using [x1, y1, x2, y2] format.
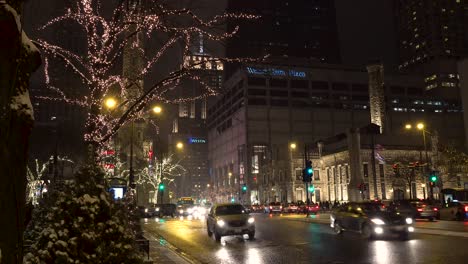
[32, 0, 263, 157]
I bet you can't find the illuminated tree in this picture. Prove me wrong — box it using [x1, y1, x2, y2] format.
[33, 0, 260, 156]
[26, 156, 75, 204]
[136, 154, 185, 202]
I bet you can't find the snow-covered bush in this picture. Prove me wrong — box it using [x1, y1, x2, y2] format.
[24, 165, 143, 263]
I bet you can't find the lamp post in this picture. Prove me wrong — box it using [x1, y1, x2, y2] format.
[405, 122, 432, 200]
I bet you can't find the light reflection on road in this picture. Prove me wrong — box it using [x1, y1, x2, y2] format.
[371, 239, 421, 264]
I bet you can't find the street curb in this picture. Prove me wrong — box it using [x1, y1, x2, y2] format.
[143, 231, 201, 264]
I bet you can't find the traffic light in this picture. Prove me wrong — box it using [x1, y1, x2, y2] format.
[242, 184, 247, 193]
[308, 185, 315, 193]
[158, 183, 165, 191]
[303, 160, 313, 182]
[430, 171, 438, 182]
[392, 163, 399, 174]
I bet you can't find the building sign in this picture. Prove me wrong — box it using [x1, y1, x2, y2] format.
[189, 137, 206, 144]
[246, 66, 306, 78]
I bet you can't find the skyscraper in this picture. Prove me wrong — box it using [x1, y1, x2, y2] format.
[226, 0, 341, 64]
[396, 0, 468, 91]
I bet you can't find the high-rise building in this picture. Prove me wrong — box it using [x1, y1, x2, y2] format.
[225, 0, 341, 72]
[395, 0, 468, 91]
[169, 33, 224, 200]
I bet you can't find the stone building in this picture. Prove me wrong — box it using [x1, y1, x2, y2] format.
[207, 59, 465, 205]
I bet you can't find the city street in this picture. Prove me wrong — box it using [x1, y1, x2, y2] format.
[142, 213, 468, 264]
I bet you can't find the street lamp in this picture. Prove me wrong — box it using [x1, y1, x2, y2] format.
[290, 143, 297, 150]
[153, 105, 162, 114]
[176, 142, 184, 150]
[105, 97, 117, 109]
[405, 122, 432, 199]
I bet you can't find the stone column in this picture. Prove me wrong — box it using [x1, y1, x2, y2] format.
[347, 128, 363, 202]
[367, 63, 386, 134]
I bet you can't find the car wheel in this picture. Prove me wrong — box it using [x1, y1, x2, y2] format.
[399, 231, 409, 240]
[333, 221, 343, 235]
[214, 231, 222, 242]
[361, 224, 374, 240]
[248, 231, 255, 240]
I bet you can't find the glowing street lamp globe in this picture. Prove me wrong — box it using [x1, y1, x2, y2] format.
[416, 123, 425, 130]
[105, 98, 117, 109]
[153, 106, 162, 114]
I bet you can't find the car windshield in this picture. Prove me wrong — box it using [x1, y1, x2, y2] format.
[216, 205, 245, 215]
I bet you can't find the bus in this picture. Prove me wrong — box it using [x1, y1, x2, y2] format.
[176, 197, 195, 215]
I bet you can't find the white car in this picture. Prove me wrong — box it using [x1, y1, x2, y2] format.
[206, 203, 255, 242]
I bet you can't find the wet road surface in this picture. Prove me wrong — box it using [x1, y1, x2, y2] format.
[143, 213, 468, 264]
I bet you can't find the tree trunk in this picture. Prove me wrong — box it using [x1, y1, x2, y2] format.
[0, 1, 41, 263]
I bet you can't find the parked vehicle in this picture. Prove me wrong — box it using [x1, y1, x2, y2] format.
[389, 200, 438, 221]
[305, 203, 320, 214]
[283, 203, 299, 213]
[439, 201, 468, 221]
[250, 204, 264, 213]
[330, 202, 414, 240]
[206, 203, 255, 242]
[264, 202, 282, 214]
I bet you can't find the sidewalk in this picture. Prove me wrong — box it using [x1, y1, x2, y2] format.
[280, 213, 468, 238]
[143, 231, 194, 264]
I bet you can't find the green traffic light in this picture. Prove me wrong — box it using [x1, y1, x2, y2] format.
[159, 184, 165, 190]
[242, 185, 247, 191]
[307, 168, 313, 175]
[231, 197, 235, 203]
[430, 176, 437, 182]
[308, 185, 315, 193]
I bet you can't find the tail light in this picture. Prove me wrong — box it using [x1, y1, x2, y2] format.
[315, 206, 319, 209]
[433, 208, 438, 211]
[280, 206, 283, 209]
[417, 208, 423, 212]
[269, 206, 272, 210]
[464, 206, 468, 212]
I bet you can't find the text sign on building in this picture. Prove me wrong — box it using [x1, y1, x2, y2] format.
[246, 67, 306, 78]
[189, 137, 206, 144]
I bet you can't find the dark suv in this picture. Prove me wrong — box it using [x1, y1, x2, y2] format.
[330, 202, 414, 240]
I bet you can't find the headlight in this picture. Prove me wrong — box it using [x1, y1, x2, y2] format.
[217, 220, 225, 227]
[156, 208, 160, 212]
[405, 218, 413, 224]
[144, 208, 148, 213]
[248, 217, 255, 224]
[371, 218, 385, 225]
[187, 208, 194, 213]
[179, 210, 184, 214]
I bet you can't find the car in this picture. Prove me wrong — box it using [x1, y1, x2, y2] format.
[296, 201, 307, 213]
[305, 203, 320, 214]
[250, 204, 264, 213]
[439, 201, 468, 221]
[283, 203, 299, 213]
[330, 202, 414, 240]
[389, 200, 438, 221]
[264, 202, 282, 214]
[154, 203, 177, 218]
[206, 203, 255, 242]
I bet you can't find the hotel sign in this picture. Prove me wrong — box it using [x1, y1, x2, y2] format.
[246, 67, 306, 78]
[189, 137, 206, 144]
